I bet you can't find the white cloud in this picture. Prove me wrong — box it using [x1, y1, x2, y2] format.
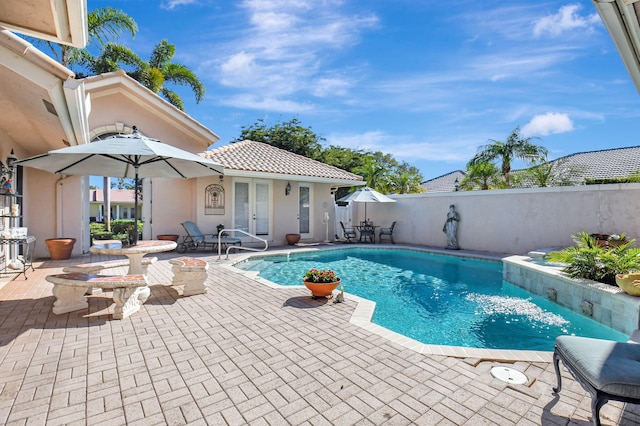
[162, 0, 199, 10]
[326, 131, 476, 163]
[521, 113, 574, 136]
[312, 77, 352, 97]
[220, 94, 315, 113]
[210, 0, 378, 100]
[533, 4, 600, 38]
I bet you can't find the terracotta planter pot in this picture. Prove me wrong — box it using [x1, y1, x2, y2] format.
[157, 234, 179, 242]
[616, 273, 640, 296]
[45, 238, 76, 260]
[303, 278, 341, 297]
[286, 233, 301, 245]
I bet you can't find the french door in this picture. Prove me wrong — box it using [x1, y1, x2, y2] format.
[298, 184, 312, 238]
[233, 179, 271, 238]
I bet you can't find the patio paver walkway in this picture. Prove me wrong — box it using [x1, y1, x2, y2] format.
[0, 250, 639, 425]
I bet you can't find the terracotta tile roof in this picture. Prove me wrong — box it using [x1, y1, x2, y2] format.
[421, 146, 640, 192]
[200, 140, 363, 182]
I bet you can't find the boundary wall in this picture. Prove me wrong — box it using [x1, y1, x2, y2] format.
[358, 183, 640, 255]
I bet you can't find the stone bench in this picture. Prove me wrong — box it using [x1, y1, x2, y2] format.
[46, 273, 148, 319]
[169, 257, 208, 296]
[63, 256, 157, 274]
[553, 335, 640, 426]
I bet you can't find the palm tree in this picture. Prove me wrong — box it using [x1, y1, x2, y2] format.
[130, 39, 205, 111]
[37, 7, 137, 69]
[82, 39, 205, 111]
[468, 126, 548, 188]
[460, 162, 502, 190]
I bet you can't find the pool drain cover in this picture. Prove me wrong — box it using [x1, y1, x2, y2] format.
[490, 367, 528, 385]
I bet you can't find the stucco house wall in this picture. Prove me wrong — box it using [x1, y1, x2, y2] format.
[365, 183, 640, 254]
[192, 177, 338, 246]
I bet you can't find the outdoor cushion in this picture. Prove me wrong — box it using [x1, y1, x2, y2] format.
[555, 335, 640, 399]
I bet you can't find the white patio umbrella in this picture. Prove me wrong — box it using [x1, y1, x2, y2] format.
[15, 127, 224, 243]
[338, 186, 396, 220]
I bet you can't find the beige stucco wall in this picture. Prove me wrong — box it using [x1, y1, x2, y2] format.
[150, 177, 195, 238]
[363, 183, 640, 254]
[190, 176, 337, 247]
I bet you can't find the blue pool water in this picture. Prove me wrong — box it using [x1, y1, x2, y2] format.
[235, 248, 628, 351]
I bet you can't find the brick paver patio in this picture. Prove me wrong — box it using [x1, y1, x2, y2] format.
[1, 249, 639, 425]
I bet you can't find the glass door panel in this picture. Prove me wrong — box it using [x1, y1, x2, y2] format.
[299, 185, 310, 236]
[255, 183, 269, 236]
[234, 182, 249, 233]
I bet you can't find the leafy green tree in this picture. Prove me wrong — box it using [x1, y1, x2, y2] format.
[37, 7, 138, 68]
[381, 163, 424, 194]
[233, 118, 424, 195]
[317, 146, 368, 171]
[111, 178, 135, 190]
[353, 156, 389, 190]
[459, 162, 502, 190]
[468, 126, 548, 188]
[232, 118, 324, 158]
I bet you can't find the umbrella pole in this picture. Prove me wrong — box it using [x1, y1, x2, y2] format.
[133, 168, 139, 245]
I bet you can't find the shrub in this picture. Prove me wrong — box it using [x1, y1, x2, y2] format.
[548, 232, 640, 285]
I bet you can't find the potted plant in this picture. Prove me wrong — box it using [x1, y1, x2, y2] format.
[286, 233, 301, 245]
[302, 268, 341, 298]
[45, 238, 76, 260]
[548, 231, 640, 295]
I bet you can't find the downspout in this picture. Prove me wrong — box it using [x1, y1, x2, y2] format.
[56, 176, 69, 238]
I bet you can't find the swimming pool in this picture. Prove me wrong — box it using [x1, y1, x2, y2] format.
[234, 247, 628, 351]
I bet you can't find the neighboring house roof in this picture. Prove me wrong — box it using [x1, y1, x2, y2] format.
[543, 146, 640, 181]
[422, 146, 640, 192]
[421, 170, 465, 192]
[90, 189, 137, 204]
[200, 140, 364, 184]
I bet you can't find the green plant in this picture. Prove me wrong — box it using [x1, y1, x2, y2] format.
[548, 232, 640, 285]
[303, 268, 338, 283]
[89, 220, 143, 241]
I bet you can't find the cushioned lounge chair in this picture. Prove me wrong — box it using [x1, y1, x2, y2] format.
[553, 335, 640, 426]
[177, 221, 241, 253]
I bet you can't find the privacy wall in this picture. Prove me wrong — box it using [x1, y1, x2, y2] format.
[356, 183, 640, 255]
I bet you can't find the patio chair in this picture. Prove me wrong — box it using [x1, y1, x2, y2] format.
[177, 221, 241, 253]
[339, 221, 357, 243]
[359, 221, 376, 243]
[553, 335, 640, 426]
[379, 221, 397, 244]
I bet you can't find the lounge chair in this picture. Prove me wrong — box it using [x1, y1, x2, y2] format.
[553, 335, 640, 426]
[177, 221, 241, 253]
[379, 221, 396, 244]
[339, 221, 357, 243]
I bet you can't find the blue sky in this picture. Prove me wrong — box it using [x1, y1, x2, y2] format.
[92, 0, 640, 181]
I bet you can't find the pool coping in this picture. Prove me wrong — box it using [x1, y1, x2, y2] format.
[219, 244, 553, 363]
